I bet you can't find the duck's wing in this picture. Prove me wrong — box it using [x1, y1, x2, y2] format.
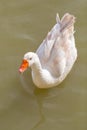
[36, 13, 76, 77]
[36, 13, 61, 65]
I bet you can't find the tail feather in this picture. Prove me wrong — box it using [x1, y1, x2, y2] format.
[56, 13, 61, 23]
[60, 13, 76, 33]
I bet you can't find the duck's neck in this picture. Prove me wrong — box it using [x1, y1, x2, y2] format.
[31, 59, 42, 74]
[31, 60, 55, 88]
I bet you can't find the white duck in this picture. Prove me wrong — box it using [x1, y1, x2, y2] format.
[19, 13, 77, 88]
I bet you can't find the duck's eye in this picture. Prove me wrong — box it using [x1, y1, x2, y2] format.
[29, 57, 32, 60]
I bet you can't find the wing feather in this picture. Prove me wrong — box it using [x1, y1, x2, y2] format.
[36, 13, 75, 77]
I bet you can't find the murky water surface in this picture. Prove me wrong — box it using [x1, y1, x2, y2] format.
[0, 0, 87, 130]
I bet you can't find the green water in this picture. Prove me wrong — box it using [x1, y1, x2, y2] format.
[0, 0, 87, 130]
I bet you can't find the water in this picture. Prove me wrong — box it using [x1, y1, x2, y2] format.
[0, 0, 87, 130]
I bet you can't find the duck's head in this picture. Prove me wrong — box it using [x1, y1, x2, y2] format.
[19, 52, 39, 73]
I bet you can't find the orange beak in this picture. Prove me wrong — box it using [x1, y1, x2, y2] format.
[19, 59, 29, 73]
